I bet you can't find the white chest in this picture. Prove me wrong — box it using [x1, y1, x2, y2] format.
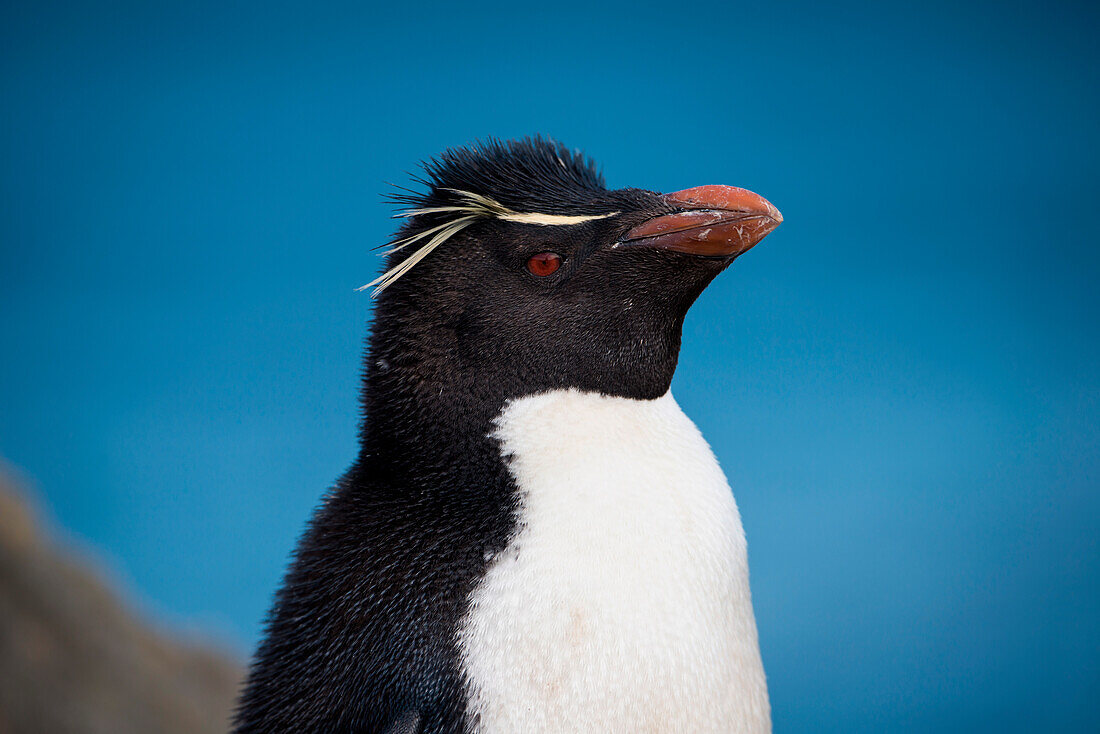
[459, 389, 770, 734]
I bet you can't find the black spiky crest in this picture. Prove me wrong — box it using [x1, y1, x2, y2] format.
[365, 137, 623, 294]
[392, 136, 609, 216]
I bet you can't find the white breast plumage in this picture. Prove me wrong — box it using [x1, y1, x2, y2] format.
[458, 389, 770, 734]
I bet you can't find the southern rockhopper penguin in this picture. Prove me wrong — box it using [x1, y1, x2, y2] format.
[234, 137, 783, 733]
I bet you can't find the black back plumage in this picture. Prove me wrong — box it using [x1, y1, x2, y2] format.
[233, 137, 731, 733]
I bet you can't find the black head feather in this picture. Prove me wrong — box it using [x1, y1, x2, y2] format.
[363, 136, 727, 404]
[392, 136, 614, 216]
[369, 137, 658, 294]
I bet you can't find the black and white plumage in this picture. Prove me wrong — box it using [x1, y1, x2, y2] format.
[234, 137, 782, 734]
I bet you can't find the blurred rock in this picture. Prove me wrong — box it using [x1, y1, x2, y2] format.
[0, 465, 243, 734]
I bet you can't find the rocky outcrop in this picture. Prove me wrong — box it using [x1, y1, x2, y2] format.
[0, 467, 243, 734]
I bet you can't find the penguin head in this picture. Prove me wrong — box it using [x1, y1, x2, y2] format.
[367, 138, 781, 402]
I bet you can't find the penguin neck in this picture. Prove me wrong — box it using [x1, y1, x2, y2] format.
[356, 332, 516, 487]
[354, 309, 679, 485]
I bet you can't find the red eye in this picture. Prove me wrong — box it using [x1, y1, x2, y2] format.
[526, 252, 562, 276]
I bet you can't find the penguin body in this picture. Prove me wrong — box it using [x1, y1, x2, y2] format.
[462, 388, 768, 733]
[234, 138, 781, 734]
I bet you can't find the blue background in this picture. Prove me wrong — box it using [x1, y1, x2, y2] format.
[2, 0, 1097, 730]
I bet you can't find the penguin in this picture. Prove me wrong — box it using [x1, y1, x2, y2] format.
[233, 137, 782, 734]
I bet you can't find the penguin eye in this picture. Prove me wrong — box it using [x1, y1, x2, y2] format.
[526, 252, 562, 277]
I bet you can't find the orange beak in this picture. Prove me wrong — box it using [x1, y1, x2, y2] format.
[619, 185, 782, 258]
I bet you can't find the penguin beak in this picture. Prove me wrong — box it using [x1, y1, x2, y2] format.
[619, 185, 782, 258]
